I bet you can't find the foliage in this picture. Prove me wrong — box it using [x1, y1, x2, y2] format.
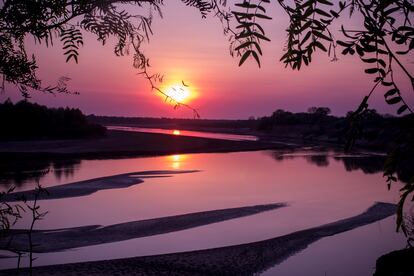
[0, 0, 232, 117]
[230, 0, 272, 67]
[256, 107, 400, 145]
[0, 99, 106, 140]
[403, 212, 414, 247]
[0, 0, 156, 95]
[257, 108, 335, 130]
[0, 181, 48, 274]
[25, 182, 48, 273]
[383, 114, 414, 234]
[231, 0, 413, 113]
[307, 106, 331, 116]
[0, 187, 24, 232]
[231, 0, 414, 235]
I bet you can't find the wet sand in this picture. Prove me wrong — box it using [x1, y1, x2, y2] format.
[0, 202, 396, 275]
[0, 203, 286, 253]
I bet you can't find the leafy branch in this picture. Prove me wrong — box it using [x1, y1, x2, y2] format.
[231, 0, 272, 67]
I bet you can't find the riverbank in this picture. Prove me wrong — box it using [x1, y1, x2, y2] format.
[0, 130, 290, 159]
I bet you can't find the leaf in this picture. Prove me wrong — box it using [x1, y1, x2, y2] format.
[251, 50, 261, 67]
[356, 44, 365, 56]
[409, 39, 414, 50]
[384, 7, 400, 16]
[300, 31, 312, 46]
[396, 49, 410, 55]
[235, 41, 253, 51]
[361, 58, 377, 63]
[239, 50, 252, 67]
[330, 10, 339, 18]
[381, 81, 393, 86]
[336, 40, 353, 47]
[312, 41, 328, 52]
[316, 0, 333, 5]
[254, 13, 272, 20]
[397, 105, 408, 114]
[377, 59, 386, 67]
[313, 41, 327, 52]
[299, 21, 312, 33]
[303, 7, 314, 18]
[365, 68, 379, 74]
[384, 88, 399, 98]
[385, 96, 402, 105]
[312, 30, 332, 41]
[252, 32, 271, 42]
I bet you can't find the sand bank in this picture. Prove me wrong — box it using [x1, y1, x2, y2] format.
[2, 170, 198, 202]
[0, 203, 286, 253]
[0, 202, 396, 275]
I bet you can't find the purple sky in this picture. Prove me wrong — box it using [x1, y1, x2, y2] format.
[2, 1, 413, 119]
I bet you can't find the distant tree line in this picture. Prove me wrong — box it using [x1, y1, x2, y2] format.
[256, 107, 413, 151]
[0, 100, 106, 140]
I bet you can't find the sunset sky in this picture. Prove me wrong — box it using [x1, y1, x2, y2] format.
[2, 1, 413, 119]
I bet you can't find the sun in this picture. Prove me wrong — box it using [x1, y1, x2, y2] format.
[165, 84, 191, 103]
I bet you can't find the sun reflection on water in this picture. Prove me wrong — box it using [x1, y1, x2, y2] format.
[169, 154, 186, 169]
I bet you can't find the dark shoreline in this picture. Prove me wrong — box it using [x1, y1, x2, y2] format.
[0, 128, 383, 163]
[0, 130, 291, 160]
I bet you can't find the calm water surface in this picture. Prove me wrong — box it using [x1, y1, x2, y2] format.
[0, 150, 406, 275]
[107, 125, 259, 141]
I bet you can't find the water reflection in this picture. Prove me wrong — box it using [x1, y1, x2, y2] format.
[107, 126, 258, 141]
[305, 155, 329, 167]
[168, 154, 186, 170]
[270, 151, 387, 177]
[0, 150, 405, 272]
[0, 151, 402, 189]
[0, 158, 81, 187]
[334, 156, 385, 174]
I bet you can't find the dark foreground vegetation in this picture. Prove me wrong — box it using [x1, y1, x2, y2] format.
[0, 100, 106, 140]
[375, 247, 414, 276]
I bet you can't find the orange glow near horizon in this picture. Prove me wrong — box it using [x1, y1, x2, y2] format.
[172, 129, 181, 135]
